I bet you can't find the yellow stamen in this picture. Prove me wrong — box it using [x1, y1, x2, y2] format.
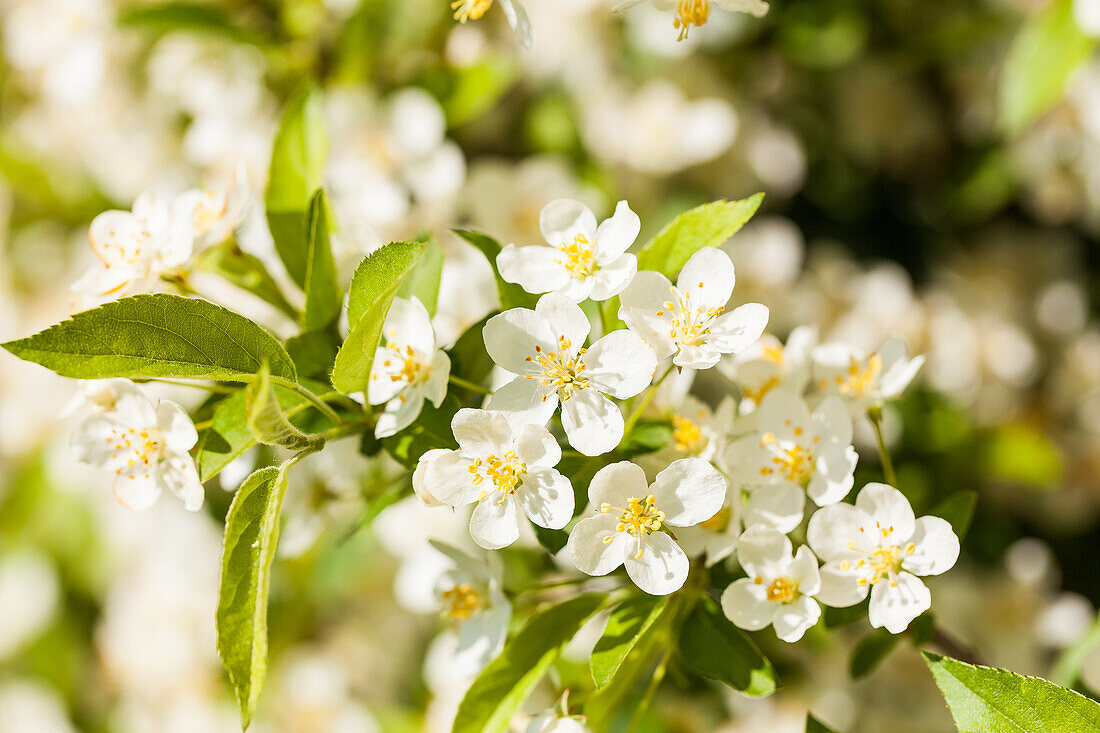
[674, 0, 710, 40]
[452, 0, 493, 22]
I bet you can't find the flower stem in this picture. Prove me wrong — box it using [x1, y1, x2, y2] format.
[623, 364, 674, 437]
[272, 376, 345, 426]
[867, 406, 897, 487]
[448, 374, 492, 395]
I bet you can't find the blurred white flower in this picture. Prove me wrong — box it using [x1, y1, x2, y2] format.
[526, 710, 593, 733]
[0, 680, 77, 733]
[453, 0, 534, 48]
[812, 336, 924, 412]
[615, 0, 768, 40]
[720, 326, 816, 411]
[428, 541, 512, 673]
[0, 550, 60, 660]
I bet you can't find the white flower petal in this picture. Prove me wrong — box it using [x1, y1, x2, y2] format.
[676, 248, 735, 311]
[540, 199, 597, 245]
[772, 596, 820, 642]
[113, 472, 161, 511]
[561, 389, 623, 456]
[157, 400, 197, 452]
[383, 297, 436, 355]
[535, 293, 591, 349]
[736, 525, 793, 580]
[813, 395, 853, 446]
[470, 495, 522, 549]
[594, 200, 641, 261]
[903, 516, 960, 577]
[519, 467, 574, 530]
[868, 572, 931, 633]
[374, 392, 424, 438]
[587, 254, 637, 302]
[815, 563, 868, 608]
[425, 351, 451, 407]
[484, 308, 556, 374]
[707, 303, 769, 355]
[424, 451, 482, 505]
[500, 0, 534, 47]
[515, 423, 561, 467]
[497, 244, 571, 295]
[743, 483, 805, 534]
[451, 408, 513, 455]
[159, 453, 204, 511]
[70, 416, 124, 468]
[582, 330, 656, 399]
[807, 444, 857, 506]
[651, 458, 726, 527]
[588, 461, 650, 510]
[486, 377, 558, 428]
[788, 545, 821, 595]
[807, 503, 871, 562]
[413, 449, 450, 507]
[567, 514, 629, 575]
[625, 531, 688, 595]
[721, 578, 773, 631]
[855, 483, 916, 541]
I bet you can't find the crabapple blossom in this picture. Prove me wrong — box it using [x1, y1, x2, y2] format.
[497, 199, 639, 303]
[619, 247, 769, 370]
[451, 0, 533, 47]
[721, 525, 822, 642]
[526, 711, 592, 733]
[484, 293, 657, 456]
[675, 482, 743, 567]
[807, 482, 960, 633]
[567, 459, 725, 595]
[727, 389, 857, 533]
[614, 0, 770, 41]
[367, 296, 451, 438]
[812, 336, 925, 412]
[181, 164, 251, 249]
[69, 381, 203, 511]
[421, 409, 574, 549]
[720, 325, 817, 411]
[428, 541, 512, 672]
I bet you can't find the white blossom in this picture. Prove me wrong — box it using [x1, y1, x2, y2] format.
[452, 0, 533, 48]
[812, 336, 925, 411]
[567, 459, 725, 595]
[619, 247, 769, 370]
[727, 389, 857, 533]
[675, 482, 743, 567]
[497, 199, 639, 303]
[69, 381, 203, 511]
[367, 296, 451, 438]
[484, 293, 657, 455]
[614, 0, 769, 41]
[807, 482, 960, 633]
[525, 711, 592, 733]
[428, 541, 512, 672]
[420, 409, 574, 549]
[181, 164, 251, 250]
[720, 325, 817, 411]
[721, 526, 821, 642]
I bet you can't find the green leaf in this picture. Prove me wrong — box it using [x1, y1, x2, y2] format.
[531, 524, 570, 554]
[929, 490, 978, 541]
[806, 714, 839, 733]
[1000, 0, 1097, 134]
[448, 314, 494, 387]
[453, 230, 537, 310]
[824, 597, 869, 628]
[265, 85, 328, 288]
[118, 1, 274, 46]
[452, 593, 607, 733]
[245, 363, 324, 452]
[679, 596, 777, 697]
[192, 242, 297, 320]
[591, 595, 672, 690]
[217, 460, 299, 728]
[923, 652, 1100, 732]
[444, 55, 519, 127]
[850, 628, 899, 679]
[332, 242, 425, 395]
[285, 330, 340, 381]
[381, 396, 459, 470]
[618, 420, 673, 458]
[301, 190, 342, 331]
[396, 239, 444, 316]
[2, 293, 295, 382]
[1053, 613, 1100, 687]
[636, 195, 764, 278]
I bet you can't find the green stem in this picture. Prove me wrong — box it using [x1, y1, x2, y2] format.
[868, 406, 898, 487]
[623, 365, 674, 437]
[628, 645, 671, 733]
[448, 374, 492, 395]
[193, 418, 213, 431]
[272, 376, 344, 426]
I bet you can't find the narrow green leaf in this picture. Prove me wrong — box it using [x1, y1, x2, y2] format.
[850, 628, 899, 679]
[636, 194, 764, 278]
[301, 190, 342, 331]
[396, 239, 445, 316]
[806, 714, 839, 733]
[923, 652, 1100, 732]
[929, 490, 978, 541]
[192, 241, 297, 319]
[2, 293, 295, 382]
[265, 85, 328, 288]
[1000, 0, 1097, 134]
[452, 594, 608, 733]
[245, 363, 324, 452]
[618, 420, 673, 458]
[285, 330, 340, 381]
[217, 460, 297, 728]
[679, 596, 777, 697]
[453, 229, 538, 310]
[332, 242, 425, 395]
[118, 1, 274, 46]
[591, 595, 672, 690]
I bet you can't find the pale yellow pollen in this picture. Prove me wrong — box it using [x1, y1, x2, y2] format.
[699, 506, 731, 532]
[659, 285, 724, 347]
[765, 576, 798, 603]
[671, 414, 708, 455]
[600, 495, 665, 559]
[104, 425, 163, 478]
[847, 527, 918, 588]
[376, 340, 431, 389]
[835, 354, 883, 397]
[523, 336, 589, 401]
[467, 450, 526, 503]
[441, 583, 483, 620]
[452, 0, 493, 22]
[674, 0, 710, 40]
[557, 234, 598, 279]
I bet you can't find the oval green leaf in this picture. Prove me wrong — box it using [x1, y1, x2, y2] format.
[679, 596, 777, 697]
[635, 194, 764, 278]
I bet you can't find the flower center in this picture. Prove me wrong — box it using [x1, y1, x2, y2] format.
[452, 0, 493, 22]
[382, 342, 430, 388]
[699, 506, 731, 532]
[557, 234, 598, 279]
[741, 375, 780, 406]
[105, 426, 163, 477]
[468, 450, 527, 500]
[672, 414, 709, 455]
[601, 495, 665, 537]
[523, 336, 590, 401]
[440, 583, 483, 620]
[656, 286, 724, 347]
[843, 523, 918, 587]
[757, 576, 798, 603]
[831, 354, 882, 397]
[674, 0, 710, 40]
[762, 343, 785, 365]
[757, 430, 818, 484]
[192, 189, 229, 235]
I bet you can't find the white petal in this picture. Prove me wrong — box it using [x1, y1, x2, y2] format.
[736, 525, 793, 580]
[158, 453, 204, 511]
[374, 392, 425, 438]
[620, 310, 677, 362]
[673, 343, 723, 370]
[424, 451, 482, 506]
[425, 350, 451, 407]
[676, 248, 735, 311]
[743, 483, 805, 534]
[879, 354, 924, 399]
[807, 444, 857, 506]
[567, 514, 629, 575]
[815, 563, 868, 608]
[721, 578, 772, 631]
[806, 503, 871, 562]
[772, 596, 820, 642]
[486, 377, 558, 428]
[788, 545, 821, 595]
[515, 423, 560, 467]
[483, 308, 556, 374]
[903, 517, 960, 577]
[813, 395, 853, 446]
[855, 483, 916, 541]
[367, 347, 407, 405]
[518, 467, 574, 529]
[70, 416, 124, 468]
[587, 254, 637, 302]
[650, 458, 726, 527]
[561, 389, 624, 456]
[412, 449, 450, 507]
[383, 297, 436, 355]
[716, 0, 770, 17]
[451, 408, 513, 455]
[594, 200, 641, 261]
[500, 0, 533, 47]
[588, 461, 650, 510]
[157, 401, 197, 452]
[706, 303, 770, 355]
[470, 496, 522, 549]
[113, 472, 161, 511]
[868, 572, 931, 633]
[535, 292, 591, 349]
[540, 199, 597, 246]
[625, 532, 688, 595]
[558, 276, 596, 303]
[582, 330, 657, 399]
[755, 387, 813, 434]
[497, 244, 571, 295]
